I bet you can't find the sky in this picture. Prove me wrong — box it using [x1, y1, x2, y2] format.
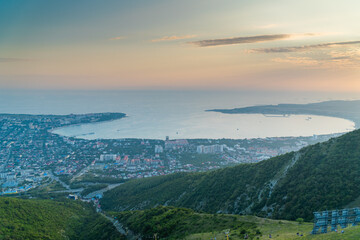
[1, 0, 360, 91]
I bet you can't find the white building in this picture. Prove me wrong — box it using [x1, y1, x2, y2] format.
[155, 145, 164, 153]
[197, 145, 204, 154]
[197, 144, 225, 154]
[99, 154, 117, 161]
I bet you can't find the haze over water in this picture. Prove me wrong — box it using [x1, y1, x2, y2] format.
[2, 90, 357, 140]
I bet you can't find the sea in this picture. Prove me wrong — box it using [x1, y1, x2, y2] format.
[0, 90, 358, 140]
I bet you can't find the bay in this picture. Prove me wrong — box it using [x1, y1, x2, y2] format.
[1, 90, 357, 140]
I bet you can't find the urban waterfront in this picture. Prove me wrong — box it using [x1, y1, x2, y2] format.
[0, 112, 351, 197]
[1, 90, 358, 197]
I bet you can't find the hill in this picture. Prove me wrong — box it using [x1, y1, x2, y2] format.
[102, 129, 360, 221]
[109, 206, 259, 239]
[0, 197, 124, 240]
[109, 206, 360, 240]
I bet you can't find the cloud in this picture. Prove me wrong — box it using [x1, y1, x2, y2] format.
[271, 49, 360, 69]
[188, 34, 316, 47]
[272, 56, 320, 66]
[0, 58, 29, 63]
[251, 40, 360, 53]
[152, 35, 197, 42]
[109, 36, 126, 41]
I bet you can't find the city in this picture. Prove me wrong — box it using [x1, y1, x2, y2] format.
[0, 113, 342, 196]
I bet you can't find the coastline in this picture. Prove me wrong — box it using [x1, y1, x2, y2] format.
[49, 114, 128, 136]
[207, 100, 360, 129]
[50, 113, 355, 141]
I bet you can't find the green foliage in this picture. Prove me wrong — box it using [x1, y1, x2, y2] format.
[24, 180, 68, 199]
[0, 197, 124, 240]
[102, 152, 292, 213]
[296, 218, 304, 224]
[74, 173, 126, 184]
[111, 206, 258, 239]
[268, 129, 360, 221]
[102, 129, 360, 221]
[58, 175, 72, 185]
[69, 182, 87, 189]
[81, 184, 108, 196]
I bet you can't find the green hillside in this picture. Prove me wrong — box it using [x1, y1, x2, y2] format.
[109, 206, 259, 239]
[109, 205, 360, 240]
[102, 129, 360, 221]
[186, 220, 360, 240]
[186, 217, 360, 240]
[0, 197, 124, 240]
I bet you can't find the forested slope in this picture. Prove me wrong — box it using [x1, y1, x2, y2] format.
[110, 206, 259, 239]
[102, 129, 360, 221]
[0, 197, 124, 240]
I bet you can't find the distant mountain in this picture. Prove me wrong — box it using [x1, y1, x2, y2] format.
[102, 129, 360, 221]
[0, 197, 124, 240]
[207, 100, 360, 127]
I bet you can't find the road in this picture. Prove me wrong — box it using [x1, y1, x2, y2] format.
[46, 171, 137, 238]
[83, 183, 123, 199]
[47, 171, 71, 190]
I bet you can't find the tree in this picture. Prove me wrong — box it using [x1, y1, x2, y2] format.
[296, 218, 304, 224]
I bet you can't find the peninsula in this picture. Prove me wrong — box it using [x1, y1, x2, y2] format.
[207, 100, 360, 128]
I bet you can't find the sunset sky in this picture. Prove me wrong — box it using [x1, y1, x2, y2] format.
[1, 0, 360, 91]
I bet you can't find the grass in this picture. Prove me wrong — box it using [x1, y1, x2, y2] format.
[109, 205, 360, 239]
[185, 216, 313, 240]
[304, 225, 360, 240]
[185, 215, 360, 240]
